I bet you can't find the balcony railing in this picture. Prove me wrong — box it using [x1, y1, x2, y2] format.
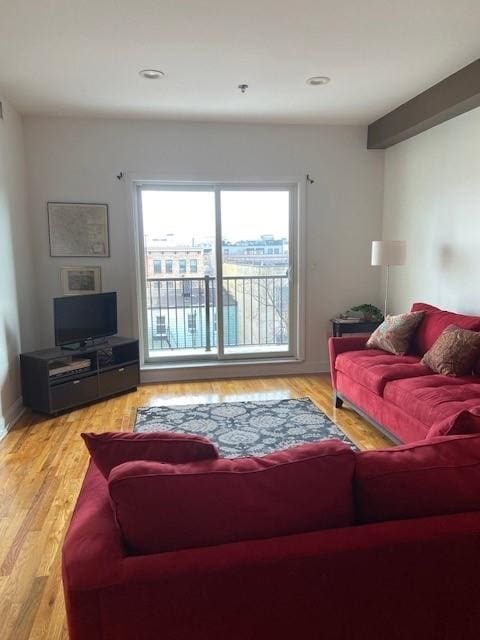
[146, 275, 289, 354]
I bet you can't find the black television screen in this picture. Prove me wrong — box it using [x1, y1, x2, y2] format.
[54, 292, 117, 346]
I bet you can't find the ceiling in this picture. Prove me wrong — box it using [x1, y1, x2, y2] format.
[0, 0, 479, 125]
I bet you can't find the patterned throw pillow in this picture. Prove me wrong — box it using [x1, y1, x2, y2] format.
[366, 311, 424, 355]
[421, 325, 480, 376]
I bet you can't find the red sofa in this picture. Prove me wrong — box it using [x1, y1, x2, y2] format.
[63, 433, 480, 640]
[329, 302, 480, 443]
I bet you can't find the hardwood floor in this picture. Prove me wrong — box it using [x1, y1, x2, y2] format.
[0, 374, 392, 640]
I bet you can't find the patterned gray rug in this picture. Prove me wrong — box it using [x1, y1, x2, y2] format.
[134, 397, 356, 457]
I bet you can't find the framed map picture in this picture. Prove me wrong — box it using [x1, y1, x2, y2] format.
[48, 202, 110, 257]
[61, 266, 102, 295]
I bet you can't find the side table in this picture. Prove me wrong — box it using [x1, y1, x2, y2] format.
[331, 318, 382, 337]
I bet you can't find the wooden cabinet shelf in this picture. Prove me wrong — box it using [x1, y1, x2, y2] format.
[20, 337, 140, 415]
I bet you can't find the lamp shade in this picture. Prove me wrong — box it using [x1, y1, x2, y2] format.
[371, 240, 406, 266]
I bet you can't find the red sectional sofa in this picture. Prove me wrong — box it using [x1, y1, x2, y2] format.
[63, 433, 480, 640]
[329, 302, 480, 443]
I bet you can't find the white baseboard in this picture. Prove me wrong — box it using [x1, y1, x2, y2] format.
[140, 359, 330, 384]
[0, 397, 25, 441]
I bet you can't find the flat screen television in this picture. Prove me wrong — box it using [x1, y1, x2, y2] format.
[54, 292, 118, 347]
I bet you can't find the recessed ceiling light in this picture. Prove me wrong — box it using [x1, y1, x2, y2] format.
[306, 76, 330, 86]
[139, 69, 165, 80]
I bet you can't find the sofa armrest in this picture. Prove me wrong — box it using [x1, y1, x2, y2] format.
[62, 462, 125, 590]
[328, 336, 369, 390]
[62, 462, 126, 640]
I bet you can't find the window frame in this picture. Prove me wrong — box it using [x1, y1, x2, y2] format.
[134, 180, 304, 367]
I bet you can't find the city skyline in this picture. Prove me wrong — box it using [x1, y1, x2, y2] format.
[145, 233, 288, 248]
[141, 189, 289, 245]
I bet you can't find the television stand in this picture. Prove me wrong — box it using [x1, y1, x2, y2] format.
[20, 336, 140, 415]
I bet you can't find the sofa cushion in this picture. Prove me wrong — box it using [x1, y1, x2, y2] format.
[355, 434, 480, 523]
[383, 375, 480, 429]
[367, 311, 424, 355]
[410, 302, 480, 355]
[411, 302, 441, 313]
[336, 370, 431, 442]
[335, 349, 429, 396]
[421, 325, 480, 376]
[108, 440, 355, 555]
[82, 431, 219, 479]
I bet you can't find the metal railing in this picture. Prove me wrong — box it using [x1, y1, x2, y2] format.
[146, 275, 289, 353]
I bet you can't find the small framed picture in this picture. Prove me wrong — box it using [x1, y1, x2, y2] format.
[61, 266, 102, 296]
[48, 202, 110, 257]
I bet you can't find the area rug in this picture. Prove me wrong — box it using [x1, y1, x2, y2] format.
[134, 397, 356, 457]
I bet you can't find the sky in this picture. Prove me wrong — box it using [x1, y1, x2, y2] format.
[141, 190, 289, 245]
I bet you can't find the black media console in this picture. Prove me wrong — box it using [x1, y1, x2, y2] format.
[20, 337, 140, 415]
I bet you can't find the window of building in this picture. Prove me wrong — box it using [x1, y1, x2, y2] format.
[188, 313, 197, 332]
[166, 260, 173, 273]
[156, 315, 167, 335]
[190, 259, 198, 273]
[153, 259, 162, 273]
[179, 259, 187, 273]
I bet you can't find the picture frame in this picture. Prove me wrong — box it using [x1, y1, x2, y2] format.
[61, 266, 102, 296]
[48, 202, 110, 257]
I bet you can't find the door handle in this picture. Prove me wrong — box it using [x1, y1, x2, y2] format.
[118, 368, 125, 372]
[73, 380, 80, 385]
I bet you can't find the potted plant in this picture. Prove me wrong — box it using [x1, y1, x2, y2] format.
[349, 304, 384, 322]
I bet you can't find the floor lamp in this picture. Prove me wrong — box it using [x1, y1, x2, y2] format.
[371, 240, 406, 318]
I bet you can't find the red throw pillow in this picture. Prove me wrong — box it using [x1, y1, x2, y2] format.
[109, 440, 355, 555]
[355, 434, 480, 524]
[82, 431, 219, 479]
[427, 409, 480, 438]
[410, 302, 480, 355]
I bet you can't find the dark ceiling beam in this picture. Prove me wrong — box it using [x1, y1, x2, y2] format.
[367, 58, 480, 149]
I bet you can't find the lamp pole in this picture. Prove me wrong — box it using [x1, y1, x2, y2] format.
[384, 265, 389, 319]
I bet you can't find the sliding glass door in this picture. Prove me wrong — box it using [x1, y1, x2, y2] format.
[137, 183, 297, 363]
[220, 189, 291, 357]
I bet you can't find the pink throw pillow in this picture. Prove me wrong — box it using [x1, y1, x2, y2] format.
[366, 311, 424, 355]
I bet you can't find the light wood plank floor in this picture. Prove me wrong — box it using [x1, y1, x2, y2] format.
[0, 374, 392, 640]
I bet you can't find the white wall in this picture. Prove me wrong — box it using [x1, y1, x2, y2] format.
[0, 100, 37, 434]
[24, 116, 384, 376]
[383, 106, 480, 315]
